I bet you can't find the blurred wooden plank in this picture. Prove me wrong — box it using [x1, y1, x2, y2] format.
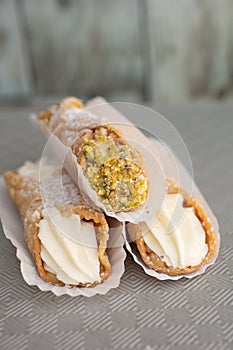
[147, 0, 233, 103]
[23, 0, 144, 99]
[0, 0, 32, 99]
[206, 0, 233, 97]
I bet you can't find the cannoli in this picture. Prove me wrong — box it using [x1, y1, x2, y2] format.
[127, 178, 217, 275]
[39, 97, 148, 214]
[39, 97, 105, 146]
[4, 160, 111, 287]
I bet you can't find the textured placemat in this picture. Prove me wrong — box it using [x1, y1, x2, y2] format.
[0, 102, 233, 350]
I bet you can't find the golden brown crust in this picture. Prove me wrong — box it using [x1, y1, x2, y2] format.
[39, 96, 145, 169]
[4, 170, 111, 287]
[127, 178, 217, 275]
[40, 98, 142, 169]
[71, 124, 143, 167]
[39, 97, 84, 124]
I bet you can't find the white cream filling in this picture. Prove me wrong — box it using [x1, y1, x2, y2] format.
[18, 159, 56, 181]
[38, 207, 101, 284]
[143, 194, 208, 268]
[18, 160, 101, 284]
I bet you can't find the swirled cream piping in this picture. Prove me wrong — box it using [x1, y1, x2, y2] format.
[143, 194, 208, 268]
[38, 207, 101, 284]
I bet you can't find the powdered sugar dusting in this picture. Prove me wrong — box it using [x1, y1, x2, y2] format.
[41, 170, 84, 208]
[49, 107, 107, 147]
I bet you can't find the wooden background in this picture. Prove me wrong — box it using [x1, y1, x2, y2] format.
[0, 0, 232, 103]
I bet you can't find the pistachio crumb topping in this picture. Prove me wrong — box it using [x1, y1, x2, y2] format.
[82, 128, 148, 212]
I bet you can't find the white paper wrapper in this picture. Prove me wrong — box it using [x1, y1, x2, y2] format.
[124, 138, 220, 280]
[31, 98, 165, 224]
[86, 98, 165, 223]
[0, 176, 126, 296]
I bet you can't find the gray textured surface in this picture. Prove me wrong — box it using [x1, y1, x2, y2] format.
[0, 101, 233, 350]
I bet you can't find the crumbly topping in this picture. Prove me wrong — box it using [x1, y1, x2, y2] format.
[82, 128, 148, 212]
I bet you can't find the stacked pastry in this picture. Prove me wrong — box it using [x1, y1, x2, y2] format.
[4, 96, 218, 286]
[4, 96, 148, 287]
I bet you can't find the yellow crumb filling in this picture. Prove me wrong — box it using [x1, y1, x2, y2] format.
[82, 130, 147, 212]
